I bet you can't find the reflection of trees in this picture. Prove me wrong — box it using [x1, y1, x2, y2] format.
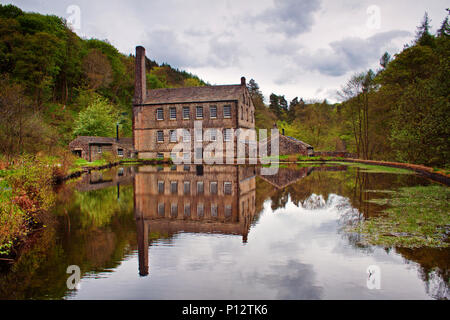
[255, 165, 449, 300]
[396, 247, 449, 300]
[73, 184, 134, 228]
[0, 182, 137, 299]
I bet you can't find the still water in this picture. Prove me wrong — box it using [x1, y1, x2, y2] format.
[0, 164, 448, 300]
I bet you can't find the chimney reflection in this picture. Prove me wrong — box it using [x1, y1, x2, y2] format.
[134, 165, 256, 277]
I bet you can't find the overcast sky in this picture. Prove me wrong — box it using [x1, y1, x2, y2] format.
[5, 0, 449, 103]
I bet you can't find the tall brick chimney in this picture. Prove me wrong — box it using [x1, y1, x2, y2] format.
[134, 46, 146, 105]
[241, 76, 246, 86]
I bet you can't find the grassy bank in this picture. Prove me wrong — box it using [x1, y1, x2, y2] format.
[0, 156, 56, 257]
[348, 185, 450, 248]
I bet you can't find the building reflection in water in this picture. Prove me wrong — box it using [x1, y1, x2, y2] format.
[134, 165, 257, 276]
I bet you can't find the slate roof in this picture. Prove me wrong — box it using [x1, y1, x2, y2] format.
[285, 136, 314, 149]
[143, 84, 244, 105]
[70, 136, 134, 149]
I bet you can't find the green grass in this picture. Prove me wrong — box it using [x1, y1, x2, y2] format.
[348, 185, 450, 248]
[68, 158, 109, 173]
[297, 155, 345, 161]
[332, 162, 413, 174]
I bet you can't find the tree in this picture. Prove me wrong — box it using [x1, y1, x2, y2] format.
[73, 96, 118, 137]
[437, 11, 450, 38]
[13, 31, 64, 107]
[416, 12, 434, 47]
[247, 79, 264, 102]
[380, 52, 391, 69]
[82, 48, 113, 90]
[339, 70, 376, 159]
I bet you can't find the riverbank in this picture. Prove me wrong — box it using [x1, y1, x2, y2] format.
[275, 155, 450, 186]
[58, 158, 173, 182]
[0, 156, 55, 259]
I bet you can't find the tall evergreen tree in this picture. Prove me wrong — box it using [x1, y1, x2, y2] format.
[437, 10, 450, 37]
[416, 12, 434, 47]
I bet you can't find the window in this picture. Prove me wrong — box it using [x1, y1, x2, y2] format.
[184, 181, 190, 195]
[211, 204, 218, 217]
[241, 106, 244, 120]
[196, 106, 203, 119]
[183, 152, 191, 162]
[246, 108, 249, 121]
[197, 203, 204, 217]
[184, 203, 191, 217]
[171, 164, 177, 171]
[171, 203, 178, 217]
[224, 129, 232, 142]
[225, 205, 232, 217]
[184, 164, 190, 171]
[97, 146, 102, 153]
[197, 181, 204, 195]
[224, 105, 231, 118]
[158, 203, 165, 216]
[170, 181, 178, 194]
[158, 181, 164, 194]
[117, 148, 123, 156]
[224, 182, 232, 195]
[210, 129, 217, 142]
[183, 129, 190, 142]
[210, 105, 217, 119]
[157, 153, 164, 159]
[183, 107, 190, 119]
[170, 107, 176, 120]
[157, 108, 164, 120]
[210, 182, 218, 195]
[170, 130, 177, 143]
[157, 130, 164, 143]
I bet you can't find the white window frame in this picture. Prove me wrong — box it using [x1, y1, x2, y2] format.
[223, 105, 231, 118]
[210, 105, 217, 119]
[224, 182, 232, 195]
[183, 107, 190, 119]
[196, 106, 203, 119]
[156, 108, 164, 120]
[157, 130, 164, 143]
[170, 107, 177, 120]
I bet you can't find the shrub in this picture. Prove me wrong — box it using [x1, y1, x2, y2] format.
[6, 155, 56, 214]
[101, 151, 117, 164]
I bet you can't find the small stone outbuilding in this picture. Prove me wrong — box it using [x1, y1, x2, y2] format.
[260, 134, 314, 157]
[69, 136, 135, 162]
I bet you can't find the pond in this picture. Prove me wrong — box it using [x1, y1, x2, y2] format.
[0, 163, 448, 300]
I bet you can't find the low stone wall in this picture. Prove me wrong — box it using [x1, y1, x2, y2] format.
[341, 159, 450, 186]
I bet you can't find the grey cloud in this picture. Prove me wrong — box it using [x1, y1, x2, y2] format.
[142, 29, 202, 68]
[265, 40, 303, 56]
[251, 260, 323, 299]
[252, 0, 322, 37]
[298, 30, 411, 76]
[142, 29, 243, 69]
[207, 37, 243, 68]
